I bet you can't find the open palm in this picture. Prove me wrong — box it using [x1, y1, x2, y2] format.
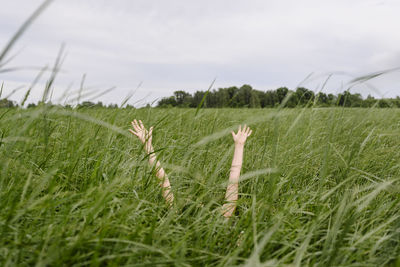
[231, 125, 252, 145]
[129, 119, 153, 149]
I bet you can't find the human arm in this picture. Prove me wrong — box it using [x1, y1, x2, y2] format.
[222, 125, 252, 218]
[129, 119, 174, 205]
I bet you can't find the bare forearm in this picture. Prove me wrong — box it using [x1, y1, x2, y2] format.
[223, 143, 244, 217]
[130, 120, 174, 205]
[229, 144, 244, 182]
[145, 144, 174, 204]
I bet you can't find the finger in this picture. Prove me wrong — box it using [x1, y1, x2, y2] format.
[149, 126, 153, 137]
[248, 129, 252, 137]
[231, 131, 235, 138]
[238, 125, 241, 133]
[243, 124, 247, 133]
[139, 120, 144, 129]
[132, 120, 140, 131]
[131, 120, 138, 131]
[245, 127, 250, 135]
[129, 129, 138, 136]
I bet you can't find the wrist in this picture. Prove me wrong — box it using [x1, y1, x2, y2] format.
[145, 144, 154, 154]
[229, 177, 240, 183]
[234, 142, 245, 148]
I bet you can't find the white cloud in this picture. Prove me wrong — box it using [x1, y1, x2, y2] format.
[0, 0, 399, 105]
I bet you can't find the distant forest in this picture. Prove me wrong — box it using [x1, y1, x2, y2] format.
[158, 85, 400, 108]
[1, 84, 400, 109]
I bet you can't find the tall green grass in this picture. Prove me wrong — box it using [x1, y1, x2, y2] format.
[1, 1, 400, 265]
[0, 106, 399, 266]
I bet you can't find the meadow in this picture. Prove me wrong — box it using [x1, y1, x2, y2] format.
[0, 106, 399, 266]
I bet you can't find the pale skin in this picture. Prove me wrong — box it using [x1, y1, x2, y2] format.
[129, 119, 174, 204]
[129, 120, 251, 217]
[222, 125, 252, 218]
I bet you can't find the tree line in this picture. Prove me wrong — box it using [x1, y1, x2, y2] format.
[0, 99, 135, 109]
[158, 85, 400, 108]
[1, 84, 400, 109]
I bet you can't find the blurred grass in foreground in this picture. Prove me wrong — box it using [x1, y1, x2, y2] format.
[1, 1, 399, 265]
[0, 106, 399, 266]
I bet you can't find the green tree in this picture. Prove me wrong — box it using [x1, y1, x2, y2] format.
[236, 85, 253, 107]
[316, 92, 328, 106]
[77, 101, 95, 108]
[295, 87, 314, 106]
[215, 88, 230, 108]
[337, 91, 363, 107]
[158, 96, 177, 107]
[276, 87, 289, 104]
[327, 94, 336, 106]
[0, 99, 15, 108]
[285, 90, 298, 108]
[27, 103, 37, 108]
[249, 90, 261, 108]
[190, 91, 207, 108]
[174, 91, 192, 107]
[227, 86, 240, 107]
[264, 90, 277, 107]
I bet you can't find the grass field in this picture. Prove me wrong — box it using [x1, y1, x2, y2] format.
[0, 106, 399, 266]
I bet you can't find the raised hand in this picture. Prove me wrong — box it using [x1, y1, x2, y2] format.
[223, 124, 252, 218]
[129, 119, 174, 205]
[129, 119, 153, 152]
[231, 125, 252, 145]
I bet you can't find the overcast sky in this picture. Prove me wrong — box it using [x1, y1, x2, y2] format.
[1, 0, 399, 106]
